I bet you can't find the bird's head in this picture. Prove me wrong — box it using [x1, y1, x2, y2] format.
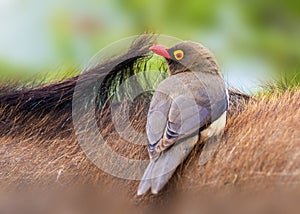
[150, 41, 221, 76]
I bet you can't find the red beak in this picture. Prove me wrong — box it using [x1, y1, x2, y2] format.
[149, 45, 170, 59]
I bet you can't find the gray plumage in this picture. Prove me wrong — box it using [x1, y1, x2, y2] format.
[137, 41, 228, 195]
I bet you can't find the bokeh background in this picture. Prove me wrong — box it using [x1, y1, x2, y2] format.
[0, 0, 299, 93]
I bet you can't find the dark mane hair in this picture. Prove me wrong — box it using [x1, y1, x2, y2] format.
[0, 34, 249, 138]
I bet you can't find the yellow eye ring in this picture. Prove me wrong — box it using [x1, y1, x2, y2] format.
[174, 50, 184, 60]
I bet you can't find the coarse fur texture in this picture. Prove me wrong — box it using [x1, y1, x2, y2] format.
[0, 89, 299, 213]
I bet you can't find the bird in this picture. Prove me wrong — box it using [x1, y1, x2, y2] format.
[137, 41, 229, 195]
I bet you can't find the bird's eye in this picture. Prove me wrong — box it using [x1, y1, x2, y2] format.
[173, 50, 184, 60]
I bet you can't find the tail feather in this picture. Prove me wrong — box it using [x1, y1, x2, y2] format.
[137, 161, 155, 196]
[137, 134, 199, 195]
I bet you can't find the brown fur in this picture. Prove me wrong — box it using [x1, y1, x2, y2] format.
[0, 89, 299, 200]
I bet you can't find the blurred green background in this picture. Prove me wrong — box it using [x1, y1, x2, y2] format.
[0, 0, 299, 93]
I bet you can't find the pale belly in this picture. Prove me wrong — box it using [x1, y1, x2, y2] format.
[200, 111, 227, 142]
